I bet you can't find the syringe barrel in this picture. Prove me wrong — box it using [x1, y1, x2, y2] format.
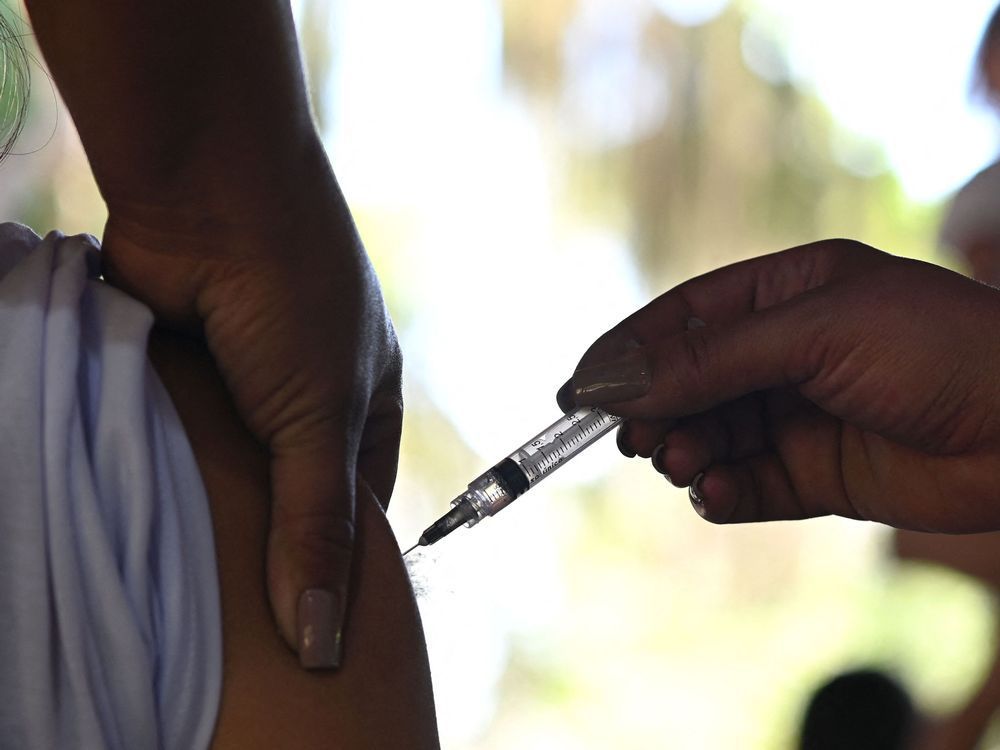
[449, 463, 519, 529]
[507, 406, 620, 486]
[450, 405, 620, 526]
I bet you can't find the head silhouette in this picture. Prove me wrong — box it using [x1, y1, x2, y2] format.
[799, 668, 917, 750]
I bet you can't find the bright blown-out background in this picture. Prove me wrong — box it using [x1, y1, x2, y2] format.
[6, 1, 1000, 747]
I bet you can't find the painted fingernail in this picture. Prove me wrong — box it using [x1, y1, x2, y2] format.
[572, 342, 651, 405]
[556, 378, 575, 413]
[688, 473, 707, 517]
[298, 588, 343, 670]
[616, 423, 636, 458]
[651, 443, 667, 474]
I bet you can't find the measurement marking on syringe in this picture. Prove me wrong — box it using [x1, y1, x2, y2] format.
[408, 406, 625, 551]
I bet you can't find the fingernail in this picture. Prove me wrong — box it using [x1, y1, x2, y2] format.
[298, 588, 343, 669]
[689, 472, 707, 517]
[556, 378, 575, 413]
[572, 343, 651, 405]
[686, 317, 706, 330]
[652, 444, 675, 484]
[616, 423, 636, 458]
[651, 443, 667, 474]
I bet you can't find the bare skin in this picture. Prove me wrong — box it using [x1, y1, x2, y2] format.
[561, 239, 1000, 747]
[147, 327, 439, 749]
[23, 0, 402, 666]
[563, 239, 1000, 533]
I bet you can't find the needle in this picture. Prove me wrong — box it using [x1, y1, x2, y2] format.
[402, 543, 420, 556]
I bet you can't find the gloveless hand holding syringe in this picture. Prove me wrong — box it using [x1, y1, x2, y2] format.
[411, 238, 1000, 572]
[403, 405, 622, 554]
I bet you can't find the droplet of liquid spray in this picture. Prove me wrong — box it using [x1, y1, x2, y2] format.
[403, 546, 433, 599]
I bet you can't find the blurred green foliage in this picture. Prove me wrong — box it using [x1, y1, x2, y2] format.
[500, 0, 945, 293]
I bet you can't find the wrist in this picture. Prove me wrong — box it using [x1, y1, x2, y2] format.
[104, 128, 332, 224]
[27, 0, 320, 221]
[99, 136, 370, 340]
[102, 133, 361, 259]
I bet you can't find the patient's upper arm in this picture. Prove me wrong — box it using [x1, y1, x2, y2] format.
[147, 327, 439, 749]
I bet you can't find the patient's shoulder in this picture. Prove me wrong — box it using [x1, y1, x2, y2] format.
[148, 326, 439, 749]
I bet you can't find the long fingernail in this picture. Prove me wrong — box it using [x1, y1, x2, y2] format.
[689, 473, 707, 518]
[616, 423, 636, 458]
[556, 379, 575, 413]
[652, 444, 675, 484]
[572, 343, 651, 405]
[298, 588, 343, 669]
[651, 443, 667, 474]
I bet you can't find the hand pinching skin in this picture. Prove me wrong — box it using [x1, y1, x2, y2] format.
[25, 0, 404, 669]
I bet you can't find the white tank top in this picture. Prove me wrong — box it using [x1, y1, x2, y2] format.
[0, 224, 222, 749]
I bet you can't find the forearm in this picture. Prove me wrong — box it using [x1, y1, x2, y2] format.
[24, 0, 322, 214]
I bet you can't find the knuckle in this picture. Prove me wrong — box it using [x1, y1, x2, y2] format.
[821, 238, 886, 274]
[667, 329, 714, 395]
[799, 237, 874, 272]
[827, 237, 873, 254]
[272, 506, 356, 559]
[579, 325, 639, 370]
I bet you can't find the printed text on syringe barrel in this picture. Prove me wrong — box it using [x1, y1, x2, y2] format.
[507, 406, 620, 486]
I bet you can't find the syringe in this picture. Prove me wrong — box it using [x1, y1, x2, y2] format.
[403, 405, 621, 554]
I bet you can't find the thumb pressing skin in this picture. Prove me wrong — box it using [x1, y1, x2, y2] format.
[267, 438, 356, 670]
